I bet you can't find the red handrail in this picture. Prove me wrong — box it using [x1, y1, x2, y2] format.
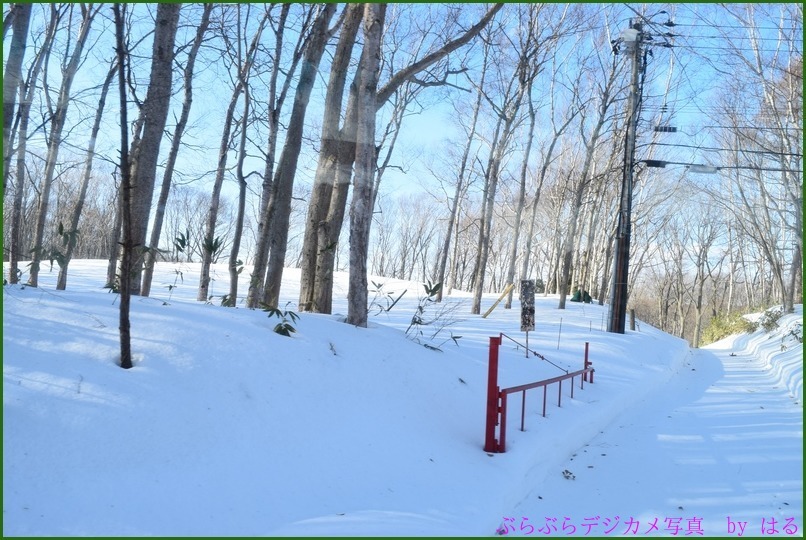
[484, 338, 595, 453]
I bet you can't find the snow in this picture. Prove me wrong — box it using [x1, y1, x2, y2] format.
[3, 260, 802, 536]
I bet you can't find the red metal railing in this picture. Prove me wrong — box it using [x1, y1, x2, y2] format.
[485, 337, 595, 453]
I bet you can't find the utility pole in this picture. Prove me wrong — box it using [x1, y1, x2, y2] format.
[608, 20, 644, 334]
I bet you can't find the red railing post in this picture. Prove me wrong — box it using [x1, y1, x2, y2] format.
[484, 336, 502, 452]
[583, 342, 592, 383]
[520, 390, 526, 432]
[499, 393, 508, 452]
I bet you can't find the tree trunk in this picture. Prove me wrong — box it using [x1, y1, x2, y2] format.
[226, 83, 250, 307]
[197, 10, 267, 302]
[197, 87, 239, 302]
[692, 251, 707, 348]
[141, 3, 212, 298]
[435, 43, 489, 303]
[598, 232, 614, 306]
[557, 174, 588, 310]
[113, 3, 133, 370]
[28, 4, 98, 288]
[470, 94, 525, 313]
[504, 81, 536, 309]
[226, 6, 261, 307]
[2, 3, 31, 195]
[347, 3, 385, 327]
[296, 0, 359, 309]
[558, 96, 613, 309]
[105, 186, 122, 290]
[246, 3, 298, 308]
[56, 62, 115, 290]
[313, 91, 359, 315]
[262, 3, 337, 309]
[126, 3, 181, 295]
[7, 8, 58, 284]
[470, 120, 503, 315]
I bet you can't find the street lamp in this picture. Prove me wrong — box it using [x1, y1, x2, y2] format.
[641, 160, 720, 174]
[687, 164, 719, 174]
[641, 159, 791, 173]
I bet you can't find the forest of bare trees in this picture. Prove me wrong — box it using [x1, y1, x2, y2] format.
[3, 3, 802, 346]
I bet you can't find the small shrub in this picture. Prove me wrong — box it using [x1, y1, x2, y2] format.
[105, 275, 121, 294]
[756, 307, 784, 333]
[368, 280, 406, 315]
[701, 312, 756, 345]
[406, 280, 463, 351]
[788, 321, 803, 343]
[263, 302, 300, 337]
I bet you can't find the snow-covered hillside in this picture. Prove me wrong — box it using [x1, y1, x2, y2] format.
[3, 261, 801, 536]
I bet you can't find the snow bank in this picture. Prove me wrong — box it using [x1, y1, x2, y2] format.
[713, 305, 803, 405]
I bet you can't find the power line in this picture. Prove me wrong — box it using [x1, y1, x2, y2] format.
[673, 22, 800, 31]
[701, 124, 804, 131]
[647, 142, 803, 158]
[679, 34, 800, 42]
[673, 44, 798, 53]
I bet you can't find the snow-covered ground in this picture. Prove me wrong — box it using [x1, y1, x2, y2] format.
[3, 260, 802, 536]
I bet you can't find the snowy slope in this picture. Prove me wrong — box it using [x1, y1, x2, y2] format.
[2, 261, 801, 536]
[509, 307, 803, 537]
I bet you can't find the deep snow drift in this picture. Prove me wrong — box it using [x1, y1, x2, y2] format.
[3, 260, 802, 536]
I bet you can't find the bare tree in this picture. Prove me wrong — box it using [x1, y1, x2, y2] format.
[347, 2, 386, 327]
[224, 14, 254, 307]
[260, 3, 338, 309]
[300, 3, 504, 315]
[113, 3, 133, 369]
[433, 39, 489, 302]
[687, 4, 802, 313]
[140, 3, 212, 297]
[685, 205, 725, 348]
[295, 3, 363, 313]
[246, 3, 312, 308]
[197, 6, 268, 302]
[501, 4, 574, 309]
[518, 59, 582, 293]
[556, 28, 626, 310]
[2, 3, 31, 193]
[27, 3, 100, 288]
[470, 6, 544, 315]
[55, 61, 116, 290]
[7, 6, 61, 284]
[126, 3, 181, 295]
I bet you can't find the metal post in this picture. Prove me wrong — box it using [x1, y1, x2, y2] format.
[525, 330, 529, 358]
[484, 336, 501, 452]
[608, 21, 643, 334]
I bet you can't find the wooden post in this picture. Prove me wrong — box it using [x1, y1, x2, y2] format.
[482, 283, 515, 318]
